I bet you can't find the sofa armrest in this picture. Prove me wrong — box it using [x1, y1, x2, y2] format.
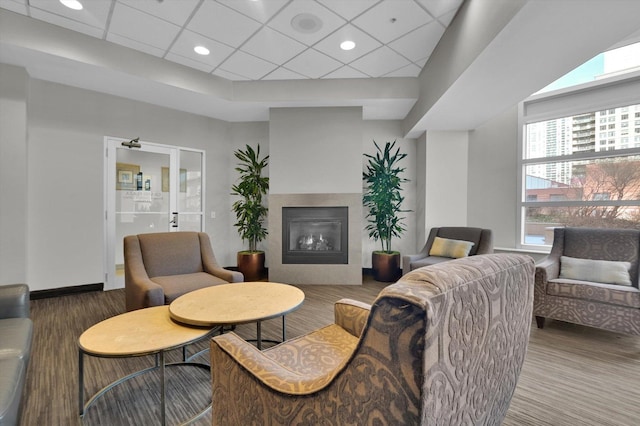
[204, 264, 244, 283]
[0, 284, 29, 319]
[535, 257, 559, 284]
[334, 298, 370, 338]
[211, 332, 341, 395]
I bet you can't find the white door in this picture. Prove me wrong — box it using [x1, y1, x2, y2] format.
[104, 137, 205, 290]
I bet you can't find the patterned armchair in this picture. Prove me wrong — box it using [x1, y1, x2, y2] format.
[534, 227, 640, 335]
[210, 253, 534, 425]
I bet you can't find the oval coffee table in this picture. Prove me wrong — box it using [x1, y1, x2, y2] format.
[78, 305, 215, 425]
[169, 282, 305, 349]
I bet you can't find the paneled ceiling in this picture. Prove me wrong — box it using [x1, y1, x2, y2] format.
[1, 0, 463, 81]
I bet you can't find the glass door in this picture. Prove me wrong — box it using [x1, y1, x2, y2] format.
[104, 137, 204, 290]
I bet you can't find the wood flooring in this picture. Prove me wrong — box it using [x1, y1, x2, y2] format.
[20, 276, 640, 425]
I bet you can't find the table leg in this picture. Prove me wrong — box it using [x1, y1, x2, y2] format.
[256, 321, 262, 350]
[78, 349, 84, 416]
[282, 315, 286, 342]
[160, 350, 166, 426]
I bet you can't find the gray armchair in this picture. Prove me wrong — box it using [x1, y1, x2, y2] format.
[535, 227, 640, 335]
[210, 254, 534, 425]
[402, 226, 493, 276]
[124, 232, 243, 311]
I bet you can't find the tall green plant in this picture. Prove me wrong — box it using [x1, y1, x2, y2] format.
[363, 140, 410, 254]
[231, 144, 269, 253]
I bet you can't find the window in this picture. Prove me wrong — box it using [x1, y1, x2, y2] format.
[520, 101, 640, 247]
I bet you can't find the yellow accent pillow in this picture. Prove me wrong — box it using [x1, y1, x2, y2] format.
[429, 237, 474, 259]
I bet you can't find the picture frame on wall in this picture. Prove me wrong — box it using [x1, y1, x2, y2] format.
[116, 163, 140, 190]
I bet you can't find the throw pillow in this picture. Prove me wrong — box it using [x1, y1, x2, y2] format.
[429, 237, 474, 259]
[559, 256, 632, 286]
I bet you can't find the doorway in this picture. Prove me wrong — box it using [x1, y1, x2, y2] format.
[104, 137, 205, 290]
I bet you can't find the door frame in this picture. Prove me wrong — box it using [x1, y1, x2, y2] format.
[103, 136, 206, 290]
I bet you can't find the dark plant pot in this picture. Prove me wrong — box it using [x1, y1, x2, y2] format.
[372, 251, 401, 282]
[237, 251, 266, 282]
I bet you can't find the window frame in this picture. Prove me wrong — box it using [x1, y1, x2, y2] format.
[517, 71, 640, 251]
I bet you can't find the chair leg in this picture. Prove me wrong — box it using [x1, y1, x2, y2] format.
[535, 316, 545, 329]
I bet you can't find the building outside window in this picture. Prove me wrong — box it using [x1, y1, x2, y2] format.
[519, 42, 640, 248]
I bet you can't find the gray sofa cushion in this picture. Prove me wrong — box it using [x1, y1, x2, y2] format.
[151, 272, 229, 303]
[0, 318, 33, 361]
[0, 357, 26, 426]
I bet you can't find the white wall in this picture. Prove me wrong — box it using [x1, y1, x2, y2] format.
[425, 131, 469, 231]
[26, 79, 235, 290]
[362, 120, 417, 267]
[0, 64, 28, 283]
[468, 106, 519, 248]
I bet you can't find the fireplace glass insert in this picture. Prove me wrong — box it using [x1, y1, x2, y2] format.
[282, 206, 348, 264]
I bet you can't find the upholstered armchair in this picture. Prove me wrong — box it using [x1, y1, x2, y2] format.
[124, 232, 243, 311]
[534, 227, 640, 335]
[210, 253, 534, 425]
[402, 226, 493, 276]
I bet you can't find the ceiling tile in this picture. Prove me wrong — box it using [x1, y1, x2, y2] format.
[219, 50, 278, 80]
[29, 0, 111, 30]
[109, 3, 181, 51]
[241, 27, 306, 65]
[314, 24, 382, 64]
[106, 33, 165, 57]
[28, 8, 105, 38]
[283, 48, 343, 79]
[165, 52, 215, 73]
[117, 0, 201, 26]
[212, 68, 251, 81]
[349, 46, 411, 77]
[383, 62, 422, 77]
[352, 1, 432, 44]
[324, 65, 370, 79]
[416, 0, 463, 20]
[436, 8, 458, 26]
[389, 20, 444, 62]
[262, 67, 307, 81]
[316, 0, 378, 21]
[267, 1, 346, 47]
[0, 0, 27, 15]
[168, 29, 234, 69]
[188, 0, 261, 48]
[216, 0, 289, 23]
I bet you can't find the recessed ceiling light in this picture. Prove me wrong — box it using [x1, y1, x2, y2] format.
[194, 46, 210, 56]
[60, 0, 83, 10]
[340, 40, 356, 51]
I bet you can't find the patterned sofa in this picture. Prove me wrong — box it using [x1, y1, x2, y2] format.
[210, 253, 534, 425]
[534, 227, 640, 335]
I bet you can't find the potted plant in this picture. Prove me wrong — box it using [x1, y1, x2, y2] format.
[231, 144, 269, 281]
[363, 140, 410, 282]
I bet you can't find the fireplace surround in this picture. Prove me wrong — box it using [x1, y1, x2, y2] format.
[268, 193, 362, 285]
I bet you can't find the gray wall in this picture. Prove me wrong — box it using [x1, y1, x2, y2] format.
[468, 106, 519, 248]
[0, 64, 28, 284]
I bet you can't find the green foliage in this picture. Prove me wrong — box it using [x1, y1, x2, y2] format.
[231, 144, 269, 253]
[363, 140, 410, 254]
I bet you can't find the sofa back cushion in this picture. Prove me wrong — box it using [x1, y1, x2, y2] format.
[561, 227, 640, 287]
[137, 232, 204, 278]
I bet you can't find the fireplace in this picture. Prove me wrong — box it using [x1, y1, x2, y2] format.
[282, 206, 348, 264]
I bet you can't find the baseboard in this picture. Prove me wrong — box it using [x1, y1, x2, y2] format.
[30, 283, 104, 300]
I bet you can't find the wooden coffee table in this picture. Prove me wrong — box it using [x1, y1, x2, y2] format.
[78, 305, 215, 425]
[169, 282, 305, 349]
